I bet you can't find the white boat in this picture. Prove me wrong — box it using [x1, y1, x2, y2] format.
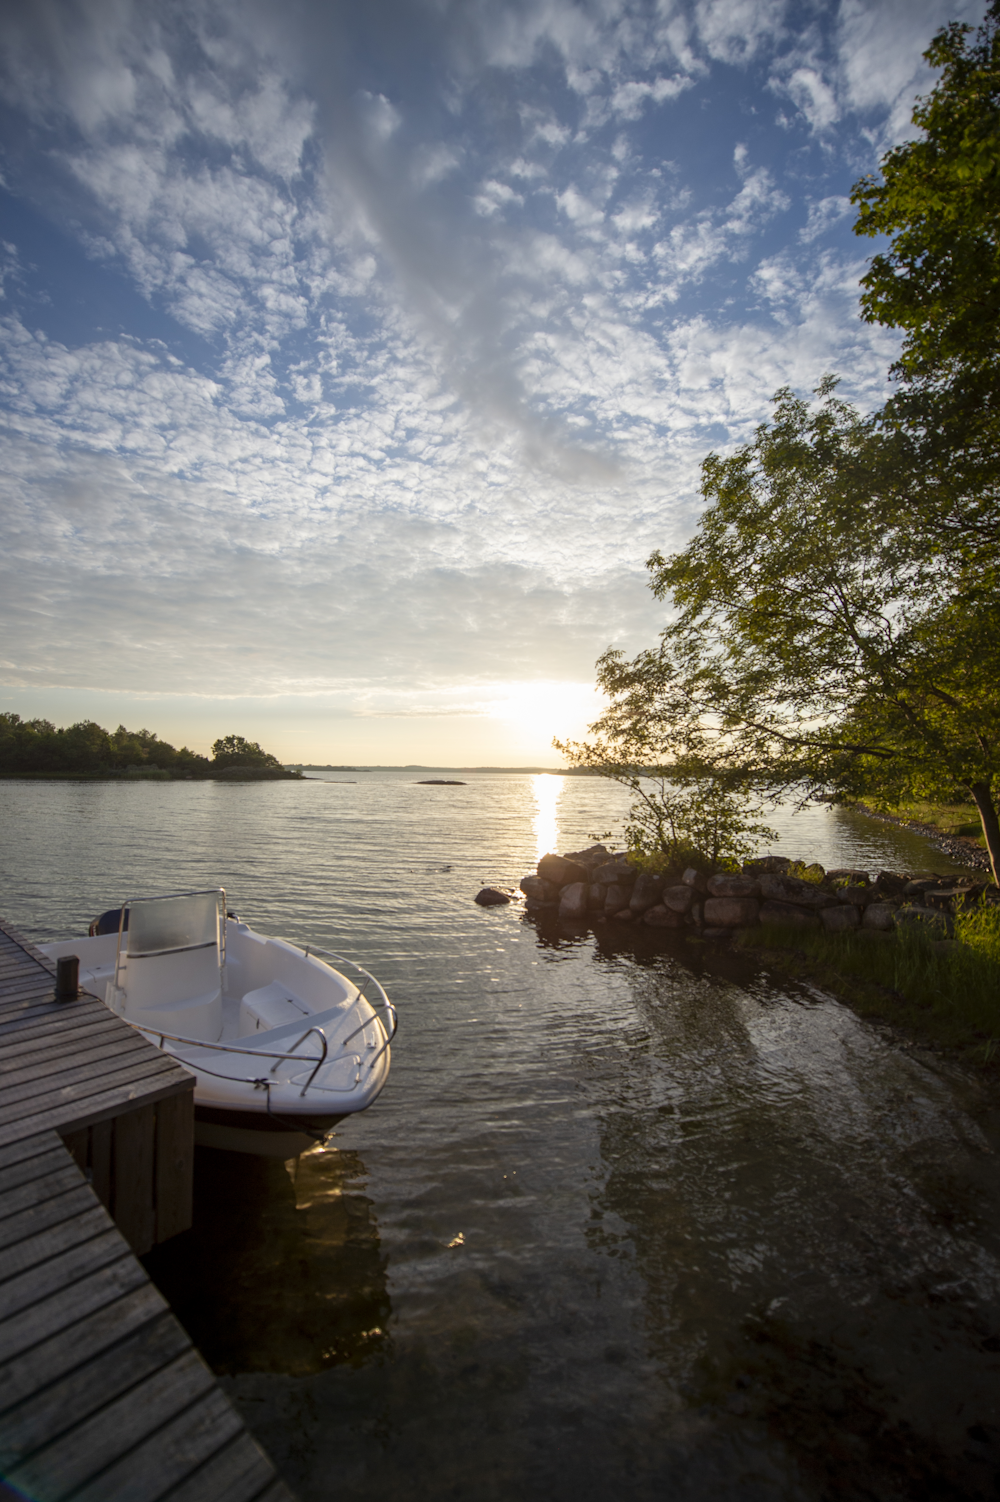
[40, 889, 395, 1156]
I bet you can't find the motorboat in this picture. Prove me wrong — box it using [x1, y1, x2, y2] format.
[40, 889, 395, 1156]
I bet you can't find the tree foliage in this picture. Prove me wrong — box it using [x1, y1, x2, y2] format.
[210, 734, 283, 770]
[562, 383, 1000, 882]
[852, 1, 1000, 561]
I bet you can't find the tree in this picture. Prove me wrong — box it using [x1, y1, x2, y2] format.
[562, 383, 1000, 883]
[852, 2, 1000, 559]
[210, 734, 282, 770]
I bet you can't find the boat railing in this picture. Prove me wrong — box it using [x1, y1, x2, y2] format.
[297, 944, 398, 1068]
[134, 1023, 332, 1098]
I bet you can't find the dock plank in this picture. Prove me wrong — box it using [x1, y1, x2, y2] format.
[0, 921, 294, 1500]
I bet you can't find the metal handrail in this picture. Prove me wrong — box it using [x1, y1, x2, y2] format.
[297, 943, 398, 1065]
[268, 1024, 330, 1096]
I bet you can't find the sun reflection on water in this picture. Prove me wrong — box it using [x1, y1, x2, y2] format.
[532, 774, 563, 863]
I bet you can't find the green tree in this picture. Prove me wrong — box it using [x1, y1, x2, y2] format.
[210, 734, 282, 770]
[564, 383, 1000, 883]
[852, 1, 1000, 558]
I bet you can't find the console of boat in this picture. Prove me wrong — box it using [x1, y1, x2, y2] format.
[40, 889, 395, 1156]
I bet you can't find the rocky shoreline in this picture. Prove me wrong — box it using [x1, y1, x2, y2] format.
[848, 802, 992, 873]
[479, 844, 999, 940]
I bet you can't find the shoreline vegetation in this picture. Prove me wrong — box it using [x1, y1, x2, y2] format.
[516, 842, 1000, 1077]
[0, 716, 301, 781]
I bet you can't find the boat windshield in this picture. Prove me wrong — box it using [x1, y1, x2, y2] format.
[127, 891, 222, 957]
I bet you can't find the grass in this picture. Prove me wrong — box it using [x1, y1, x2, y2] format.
[879, 799, 986, 844]
[737, 913, 1000, 1066]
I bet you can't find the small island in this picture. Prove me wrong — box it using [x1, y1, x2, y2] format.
[0, 717, 302, 781]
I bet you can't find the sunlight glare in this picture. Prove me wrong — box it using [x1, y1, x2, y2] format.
[532, 773, 563, 863]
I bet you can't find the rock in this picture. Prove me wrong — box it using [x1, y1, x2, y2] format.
[681, 868, 708, 892]
[862, 903, 896, 931]
[662, 885, 694, 914]
[759, 875, 837, 909]
[594, 860, 636, 888]
[802, 863, 826, 881]
[644, 904, 684, 928]
[630, 872, 666, 913]
[475, 887, 511, 906]
[538, 852, 589, 886]
[563, 844, 610, 869]
[611, 908, 634, 921]
[604, 882, 633, 914]
[689, 901, 703, 927]
[587, 883, 607, 911]
[519, 875, 559, 902]
[706, 874, 760, 898]
[904, 877, 943, 896]
[558, 881, 589, 918]
[703, 896, 760, 928]
[837, 885, 872, 908]
[820, 903, 860, 933]
[759, 899, 820, 929]
[742, 855, 790, 875]
[702, 928, 733, 941]
[827, 868, 870, 885]
[874, 871, 908, 896]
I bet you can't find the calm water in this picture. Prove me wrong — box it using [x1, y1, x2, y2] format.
[2, 774, 998, 1500]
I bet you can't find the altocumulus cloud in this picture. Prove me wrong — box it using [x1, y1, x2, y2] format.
[0, 0, 986, 754]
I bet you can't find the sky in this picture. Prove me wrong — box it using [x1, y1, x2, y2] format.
[0, 0, 986, 764]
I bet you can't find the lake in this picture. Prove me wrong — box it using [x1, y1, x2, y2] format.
[2, 773, 997, 1500]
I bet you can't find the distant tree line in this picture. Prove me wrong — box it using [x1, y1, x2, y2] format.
[0, 716, 295, 779]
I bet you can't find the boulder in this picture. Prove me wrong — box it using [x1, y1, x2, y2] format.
[519, 875, 559, 902]
[630, 872, 666, 913]
[759, 899, 820, 929]
[662, 885, 694, 914]
[475, 887, 511, 907]
[862, 903, 896, 931]
[706, 874, 760, 898]
[558, 881, 589, 919]
[759, 875, 837, 909]
[681, 868, 708, 892]
[611, 908, 634, 921]
[604, 882, 633, 914]
[703, 896, 760, 928]
[874, 871, 908, 896]
[644, 905, 684, 928]
[587, 883, 607, 911]
[538, 852, 590, 886]
[837, 885, 872, 908]
[897, 904, 953, 935]
[742, 855, 790, 875]
[563, 844, 611, 869]
[820, 904, 860, 933]
[594, 860, 636, 888]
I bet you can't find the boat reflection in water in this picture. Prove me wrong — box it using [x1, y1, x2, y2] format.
[144, 1144, 389, 1377]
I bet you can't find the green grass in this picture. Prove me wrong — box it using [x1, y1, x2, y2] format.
[882, 799, 986, 844]
[738, 916, 1000, 1063]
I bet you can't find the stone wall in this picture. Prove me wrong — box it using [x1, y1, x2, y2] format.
[514, 845, 998, 939]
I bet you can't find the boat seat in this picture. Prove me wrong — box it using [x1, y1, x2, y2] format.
[240, 981, 311, 1036]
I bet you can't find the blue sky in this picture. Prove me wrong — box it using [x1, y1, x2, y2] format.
[0, 0, 984, 762]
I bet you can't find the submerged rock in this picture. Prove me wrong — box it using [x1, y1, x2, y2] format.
[475, 887, 511, 906]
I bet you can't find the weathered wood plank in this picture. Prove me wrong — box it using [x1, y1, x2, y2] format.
[0, 1066, 194, 1147]
[0, 1037, 164, 1112]
[155, 1090, 195, 1243]
[113, 1104, 156, 1254]
[91, 1117, 113, 1207]
[0, 1011, 124, 1056]
[159, 1433, 289, 1502]
[0, 1282, 168, 1414]
[0, 1131, 59, 1174]
[0, 1227, 126, 1324]
[0, 1055, 191, 1143]
[0, 1204, 111, 1285]
[0, 1163, 86, 1224]
[0, 1183, 98, 1254]
[0, 1252, 149, 1364]
[5, 1350, 218, 1500]
[0, 1143, 67, 1192]
[0, 1311, 189, 1471]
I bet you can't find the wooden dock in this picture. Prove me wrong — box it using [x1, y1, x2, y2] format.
[0, 920, 295, 1502]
